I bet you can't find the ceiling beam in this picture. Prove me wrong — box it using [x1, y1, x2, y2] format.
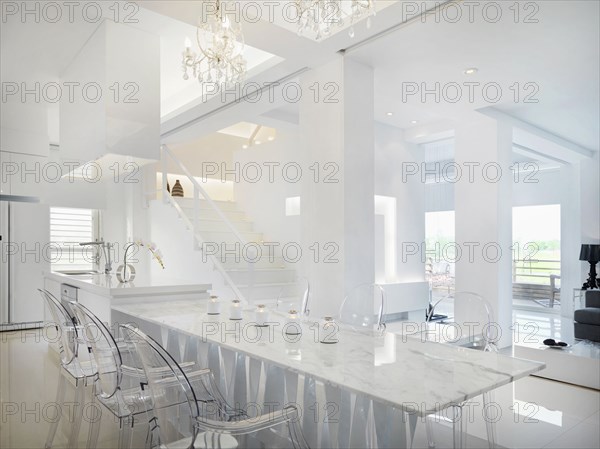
[512, 143, 567, 166]
[477, 106, 594, 162]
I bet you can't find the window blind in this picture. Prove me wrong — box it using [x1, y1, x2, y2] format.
[50, 207, 97, 271]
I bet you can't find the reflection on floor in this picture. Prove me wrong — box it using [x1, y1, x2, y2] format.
[513, 298, 562, 314]
[513, 309, 575, 344]
[425, 290, 578, 344]
[1, 329, 599, 449]
[0, 330, 152, 449]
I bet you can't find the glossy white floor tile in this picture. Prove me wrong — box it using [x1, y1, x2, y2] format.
[0, 329, 146, 449]
[1, 329, 598, 449]
[543, 411, 600, 449]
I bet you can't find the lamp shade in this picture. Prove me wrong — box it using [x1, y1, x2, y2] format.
[579, 244, 600, 262]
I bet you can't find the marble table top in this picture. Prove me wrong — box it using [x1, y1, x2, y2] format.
[113, 299, 545, 416]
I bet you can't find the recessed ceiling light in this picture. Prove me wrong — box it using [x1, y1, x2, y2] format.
[386, 112, 393, 116]
[267, 136, 275, 141]
[242, 144, 248, 149]
[411, 120, 418, 124]
[255, 140, 261, 145]
[464, 67, 478, 75]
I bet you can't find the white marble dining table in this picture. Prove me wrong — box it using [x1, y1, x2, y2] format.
[112, 299, 545, 419]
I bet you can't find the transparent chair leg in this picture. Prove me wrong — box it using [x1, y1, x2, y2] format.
[425, 414, 435, 449]
[118, 417, 133, 449]
[67, 383, 85, 449]
[45, 372, 67, 449]
[86, 384, 102, 449]
[451, 405, 464, 449]
[482, 391, 496, 449]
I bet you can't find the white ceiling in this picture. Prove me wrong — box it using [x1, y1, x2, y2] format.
[1, 0, 598, 154]
[347, 0, 599, 150]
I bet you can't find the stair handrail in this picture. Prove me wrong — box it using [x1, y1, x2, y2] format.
[160, 144, 255, 304]
[161, 144, 249, 246]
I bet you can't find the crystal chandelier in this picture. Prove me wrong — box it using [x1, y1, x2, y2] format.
[295, 0, 376, 40]
[182, 1, 246, 85]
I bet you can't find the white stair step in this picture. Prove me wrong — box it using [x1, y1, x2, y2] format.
[195, 219, 254, 233]
[197, 230, 263, 245]
[226, 268, 296, 285]
[220, 257, 288, 270]
[180, 207, 247, 222]
[175, 197, 239, 211]
[196, 230, 264, 245]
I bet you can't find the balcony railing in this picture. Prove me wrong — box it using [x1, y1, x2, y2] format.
[512, 258, 561, 284]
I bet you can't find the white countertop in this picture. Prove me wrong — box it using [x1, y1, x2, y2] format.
[113, 299, 545, 416]
[44, 271, 211, 298]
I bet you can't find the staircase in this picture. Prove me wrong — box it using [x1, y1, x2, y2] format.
[174, 197, 296, 304]
[157, 144, 296, 306]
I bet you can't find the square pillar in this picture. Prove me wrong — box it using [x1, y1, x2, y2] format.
[299, 57, 375, 318]
[455, 117, 513, 348]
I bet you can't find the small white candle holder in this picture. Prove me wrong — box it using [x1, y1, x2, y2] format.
[319, 316, 339, 344]
[255, 304, 269, 326]
[229, 299, 243, 320]
[284, 309, 302, 335]
[207, 295, 221, 315]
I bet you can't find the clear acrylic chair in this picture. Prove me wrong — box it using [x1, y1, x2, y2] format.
[271, 278, 310, 410]
[425, 291, 498, 449]
[38, 289, 96, 449]
[276, 277, 310, 317]
[69, 301, 155, 449]
[338, 283, 386, 333]
[120, 323, 311, 449]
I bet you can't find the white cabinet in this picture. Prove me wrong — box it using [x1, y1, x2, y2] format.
[8, 202, 50, 324]
[0, 100, 49, 158]
[43, 278, 61, 322]
[0, 151, 9, 195]
[0, 151, 47, 198]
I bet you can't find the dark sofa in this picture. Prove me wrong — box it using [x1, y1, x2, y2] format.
[574, 290, 600, 342]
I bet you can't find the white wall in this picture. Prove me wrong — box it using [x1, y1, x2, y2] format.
[374, 123, 426, 284]
[512, 168, 563, 207]
[560, 152, 600, 317]
[233, 131, 303, 246]
[148, 200, 224, 293]
[60, 21, 160, 162]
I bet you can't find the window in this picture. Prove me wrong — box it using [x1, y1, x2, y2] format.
[50, 207, 100, 272]
[512, 205, 561, 285]
[425, 210, 456, 294]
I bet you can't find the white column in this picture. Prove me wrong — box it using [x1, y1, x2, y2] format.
[455, 116, 513, 348]
[299, 56, 375, 318]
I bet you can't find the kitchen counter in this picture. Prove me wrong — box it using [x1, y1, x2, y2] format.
[44, 271, 211, 299]
[42, 271, 211, 324]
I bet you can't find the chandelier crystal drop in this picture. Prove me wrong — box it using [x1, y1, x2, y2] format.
[295, 0, 376, 40]
[182, 0, 246, 85]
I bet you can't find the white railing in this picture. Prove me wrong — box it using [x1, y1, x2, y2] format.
[160, 144, 254, 303]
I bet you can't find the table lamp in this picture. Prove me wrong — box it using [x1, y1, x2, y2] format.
[579, 244, 600, 289]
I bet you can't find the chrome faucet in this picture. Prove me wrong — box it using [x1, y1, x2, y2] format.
[79, 239, 114, 274]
